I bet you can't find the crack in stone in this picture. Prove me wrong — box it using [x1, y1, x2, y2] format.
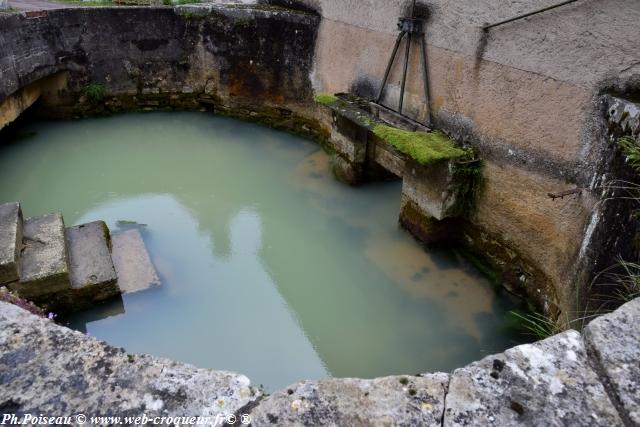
[439, 374, 451, 427]
[583, 332, 634, 427]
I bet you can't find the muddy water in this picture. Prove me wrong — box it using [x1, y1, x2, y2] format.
[0, 112, 525, 391]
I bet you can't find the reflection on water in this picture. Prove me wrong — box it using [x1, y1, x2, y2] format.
[0, 112, 526, 391]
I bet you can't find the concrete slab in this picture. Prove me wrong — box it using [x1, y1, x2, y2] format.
[584, 298, 640, 426]
[443, 330, 623, 427]
[111, 229, 160, 294]
[0, 202, 22, 285]
[9, 213, 70, 300]
[67, 221, 119, 303]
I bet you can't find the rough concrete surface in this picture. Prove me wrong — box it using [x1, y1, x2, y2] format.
[111, 229, 160, 294]
[10, 213, 70, 299]
[584, 298, 640, 426]
[0, 301, 261, 420]
[444, 330, 623, 426]
[250, 374, 449, 426]
[0, 202, 22, 285]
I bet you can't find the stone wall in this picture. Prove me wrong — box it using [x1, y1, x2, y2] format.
[1, 1, 639, 317]
[0, 6, 324, 137]
[2, 297, 638, 425]
[302, 0, 640, 316]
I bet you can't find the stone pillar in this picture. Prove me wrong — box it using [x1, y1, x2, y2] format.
[399, 158, 460, 244]
[329, 112, 368, 185]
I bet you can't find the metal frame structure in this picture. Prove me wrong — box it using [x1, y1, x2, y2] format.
[375, 0, 431, 127]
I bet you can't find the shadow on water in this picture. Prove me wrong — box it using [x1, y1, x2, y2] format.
[0, 112, 529, 390]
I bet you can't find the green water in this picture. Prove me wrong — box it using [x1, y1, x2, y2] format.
[0, 112, 524, 391]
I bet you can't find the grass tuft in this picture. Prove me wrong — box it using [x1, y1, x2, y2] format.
[83, 82, 106, 105]
[507, 310, 557, 340]
[618, 135, 640, 174]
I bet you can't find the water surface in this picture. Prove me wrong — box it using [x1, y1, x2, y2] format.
[0, 112, 524, 390]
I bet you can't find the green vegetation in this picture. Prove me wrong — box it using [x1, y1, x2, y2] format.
[83, 83, 106, 105]
[450, 159, 483, 217]
[178, 9, 206, 19]
[618, 135, 640, 174]
[313, 94, 339, 106]
[170, 0, 204, 5]
[373, 124, 469, 166]
[590, 258, 640, 309]
[507, 310, 557, 340]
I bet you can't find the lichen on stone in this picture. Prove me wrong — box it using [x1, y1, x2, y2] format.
[372, 124, 469, 166]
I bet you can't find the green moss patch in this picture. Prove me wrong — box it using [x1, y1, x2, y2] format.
[313, 94, 339, 106]
[373, 124, 468, 166]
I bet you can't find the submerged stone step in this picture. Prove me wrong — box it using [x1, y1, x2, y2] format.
[66, 221, 119, 304]
[0, 202, 22, 285]
[111, 229, 160, 294]
[9, 213, 70, 300]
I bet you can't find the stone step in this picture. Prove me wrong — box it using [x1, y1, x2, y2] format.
[8, 213, 70, 300]
[66, 221, 119, 304]
[111, 229, 160, 294]
[0, 202, 23, 285]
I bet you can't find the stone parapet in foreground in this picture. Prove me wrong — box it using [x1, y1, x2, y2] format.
[1, 298, 639, 426]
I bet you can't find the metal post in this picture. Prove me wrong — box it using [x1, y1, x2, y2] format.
[482, 0, 581, 32]
[399, 32, 411, 113]
[419, 35, 431, 125]
[377, 32, 406, 103]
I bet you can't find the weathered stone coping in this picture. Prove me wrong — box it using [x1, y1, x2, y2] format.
[1, 297, 638, 425]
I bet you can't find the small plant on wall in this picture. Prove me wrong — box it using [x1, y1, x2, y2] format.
[83, 82, 106, 105]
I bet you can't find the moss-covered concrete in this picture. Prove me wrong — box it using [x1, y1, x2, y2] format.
[372, 124, 470, 166]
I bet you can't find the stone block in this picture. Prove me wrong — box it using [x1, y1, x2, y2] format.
[0, 301, 260, 418]
[584, 298, 640, 426]
[250, 374, 449, 427]
[0, 202, 22, 285]
[111, 229, 160, 294]
[402, 159, 458, 221]
[399, 196, 457, 245]
[444, 330, 623, 426]
[66, 221, 119, 304]
[9, 213, 70, 300]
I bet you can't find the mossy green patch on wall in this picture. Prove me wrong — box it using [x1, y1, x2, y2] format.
[83, 83, 105, 105]
[373, 124, 469, 166]
[449, 160, 483, 218]
[314, 94, 338, 106]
